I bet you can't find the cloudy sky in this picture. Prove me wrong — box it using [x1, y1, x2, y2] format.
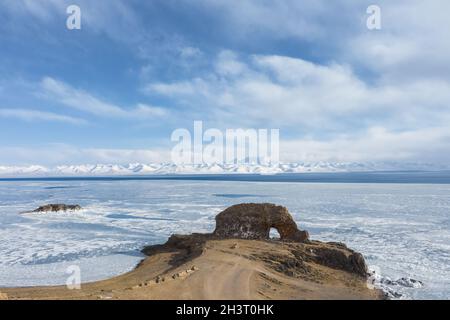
[0, 0, 449, 166]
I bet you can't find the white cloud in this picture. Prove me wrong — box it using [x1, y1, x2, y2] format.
[182, 0, 450, 83]
[0, 144, 169, 166]
[133, 104, 168, 118]
[179, 46, 202, 59]
[0, 108, 86, 125]
[41, 77, 125, 117]
[190, 0, 331, 41]
[281, 126, 450, 164]
[144, 51, 450, 163]
[146, 52, 450, 129]
[41, 77, 169, 119]
[78, 147, 169, 164]
[3, 1, 450, 166]
[2, 0, 140, 41]
[215, 50, 249, 76]
[1, 0, 65, 22]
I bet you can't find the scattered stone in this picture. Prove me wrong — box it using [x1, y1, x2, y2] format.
[381, 277, 424, 288]
[230, 243, 239, 249]
[191, 266, 199, 271]
[396, 277, 424, 288]
[0, 292, 8, 300]
[258, 253, 312, 278]
[383, 287, 403, 299]
[96, 291, 113, 299]
[171, 269, 196, 279]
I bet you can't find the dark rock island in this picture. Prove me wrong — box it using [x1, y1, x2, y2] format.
[32, 204, 82, 213]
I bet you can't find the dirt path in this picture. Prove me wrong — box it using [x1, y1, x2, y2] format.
[2, 239, 383, 300]
[203, 257, 254, 300]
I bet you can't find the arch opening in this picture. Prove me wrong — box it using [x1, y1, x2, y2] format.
[269, 227, 281, 240]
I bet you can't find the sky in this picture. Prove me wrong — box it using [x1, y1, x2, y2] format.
[0, 0, 450, 166]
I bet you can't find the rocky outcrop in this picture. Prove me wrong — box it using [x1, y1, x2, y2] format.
[3, 202, 378, 300]
[304, 242, 368, 277]
[213, 203, 309, 242]
[142, 203, 370, 280]
[32, 204, 82, 213]
[253, 240, 369, 279]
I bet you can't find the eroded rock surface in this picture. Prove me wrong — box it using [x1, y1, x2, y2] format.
[142, 203, 369, 280]
[303, 242, 368, 277]
[213, 203, 309, 242]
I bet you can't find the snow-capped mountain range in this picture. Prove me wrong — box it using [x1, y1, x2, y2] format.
[0, 162, 447, 177]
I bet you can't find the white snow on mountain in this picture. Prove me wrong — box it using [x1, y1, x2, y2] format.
[0, 161, 448, 177]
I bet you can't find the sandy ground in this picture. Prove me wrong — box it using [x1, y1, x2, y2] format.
[0, 239, 382, 300]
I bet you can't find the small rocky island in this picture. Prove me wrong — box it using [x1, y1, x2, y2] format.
[31, 204, 82, 213]
[3, 203, 382, 300]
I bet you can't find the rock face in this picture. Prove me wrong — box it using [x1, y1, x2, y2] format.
[308, 243, 368, 277]
[213, 203, 309, 242]
[142, 203, 370, 282]
[32, 204, 82, 213]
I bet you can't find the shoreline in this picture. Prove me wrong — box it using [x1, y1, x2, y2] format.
[2, 170, 450, 184]
[0, 237, 384, 300]
[1, 203, 385, 300]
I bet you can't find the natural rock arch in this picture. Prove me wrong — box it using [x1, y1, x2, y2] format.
[213, 203, 309, 242]
[269, 227, 281, 239]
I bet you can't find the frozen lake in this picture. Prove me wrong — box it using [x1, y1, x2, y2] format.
[0, 177, 449, 299]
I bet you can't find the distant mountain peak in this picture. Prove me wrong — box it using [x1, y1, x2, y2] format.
[0, 162, 447, 178]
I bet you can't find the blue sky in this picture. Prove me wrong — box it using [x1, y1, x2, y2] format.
[1, 0, 450, 166]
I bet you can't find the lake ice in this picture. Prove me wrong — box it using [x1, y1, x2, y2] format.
[0, 179, 449, 299]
